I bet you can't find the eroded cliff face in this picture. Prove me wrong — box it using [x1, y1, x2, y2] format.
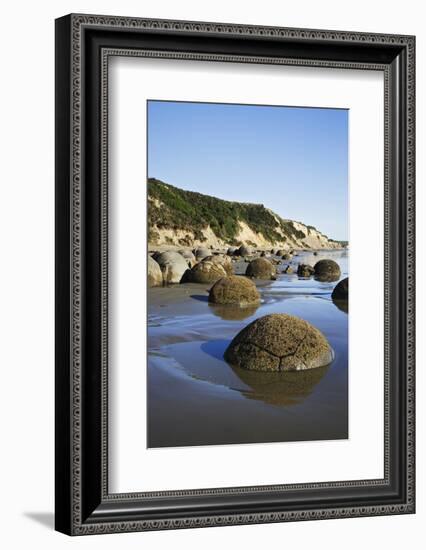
[148, 179, 344, 251]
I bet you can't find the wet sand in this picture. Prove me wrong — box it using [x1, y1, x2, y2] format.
[148, 250, 348, 448]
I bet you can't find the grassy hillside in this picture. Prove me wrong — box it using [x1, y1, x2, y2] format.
[148, 178, 306, 245]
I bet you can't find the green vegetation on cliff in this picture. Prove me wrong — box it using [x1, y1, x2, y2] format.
[148, 178, 309, 245]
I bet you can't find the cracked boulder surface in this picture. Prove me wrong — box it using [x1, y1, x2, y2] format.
[208, 275, 260, 306]
[224, 313, 334, 372]
[202, 254, 234, 276]
[245, 257, 277, 280]
[187, 260, 227, 284]
[314, 259, 341, 282]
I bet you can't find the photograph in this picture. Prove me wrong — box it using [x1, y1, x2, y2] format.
[147, 100, 349, 448]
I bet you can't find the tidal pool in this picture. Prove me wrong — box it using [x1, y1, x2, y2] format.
[148, 249, 348, 448]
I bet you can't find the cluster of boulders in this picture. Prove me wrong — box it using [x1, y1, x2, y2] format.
[149, 244, 347, 373]
[148, 245, 289, 287]
[296, 259, 341, 282]
[148, 249, 237, 287]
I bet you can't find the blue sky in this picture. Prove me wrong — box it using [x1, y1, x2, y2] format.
[147, 100, 348, 241]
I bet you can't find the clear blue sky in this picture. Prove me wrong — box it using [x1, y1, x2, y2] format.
[147, 100, 348, 241]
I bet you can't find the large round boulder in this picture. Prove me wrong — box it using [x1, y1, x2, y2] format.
[245, 257, 276, 280]
[148, 256, 163, 287]
[187, 261, 227, 284]
[332, 277, 349, 301]
[193, 247, 210, 260]
[237, 244, 251, 257]
[224, 313, 334, 372]
[155, 251, 189, 284]
[314, 259, 341, 281]
[178, 249, 196, 267]
[208, 275, 260, 306]
[297, 264, 314, 277]
[202, 254, 233, 275]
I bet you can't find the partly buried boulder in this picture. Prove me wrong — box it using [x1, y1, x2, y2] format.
[208, 275, 260, 306]
[155, 251, 189, 284]
[227, 246, 237, 256]
[224, 313, 334, 372]
[187, 260, 227, 284]
[314, 259, 341, 281]
[178, 249, 196, 267]
[297, 264, 314, 277]
[275, 249, 284, 256]
[283, 265, 294, 274]
[282, 253, 292, 260]
[246, 257, 276, 280]
[148, 256, 163, 287]
[202, 254, 233, 275]
[332, 277, 349, 301]
[237, 244, 251, 257]
[193, 247, 210, 261]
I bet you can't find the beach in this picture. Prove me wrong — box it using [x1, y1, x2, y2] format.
[147, 249, 348, 448]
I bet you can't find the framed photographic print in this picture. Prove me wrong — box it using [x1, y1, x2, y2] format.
[55, 14, 415, 535]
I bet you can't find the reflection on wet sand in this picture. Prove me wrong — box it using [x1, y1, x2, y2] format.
[208, 302, 259, 320]
[332, 299, 348, 314]
[231, 363, 329, 406]
[314, 274, 340, 283]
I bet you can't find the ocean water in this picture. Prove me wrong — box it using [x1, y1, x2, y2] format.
[147, 249, 348, 448]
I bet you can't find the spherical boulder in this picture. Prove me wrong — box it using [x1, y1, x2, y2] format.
[245, 258, 276, 280]
[148, 256, 163, 287]
[193, 247, 210, 260]
[208, 275, 260, 306]
[297, 264, 314, 277]
[314, 259, 341, 281]
[155, 251, 189, 284]
[202, 254, 233, 275]
[237, 244, 251, 257]
[187, 261, 227, 284]
[332, 277, 349, 301]
[224, 313, 334, 372]
[178, 249, 196, 267]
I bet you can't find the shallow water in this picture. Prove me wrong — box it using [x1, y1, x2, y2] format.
[148, 249, 348, 448]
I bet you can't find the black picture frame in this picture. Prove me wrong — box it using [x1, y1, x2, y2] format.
[55, 13, 415, 535]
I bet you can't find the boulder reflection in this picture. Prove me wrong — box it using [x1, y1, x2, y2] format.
[208, 303, 259, 320]
[231, 363, 329, 406]
[314, 274, 340, 283]
[332, 299, 348, 314]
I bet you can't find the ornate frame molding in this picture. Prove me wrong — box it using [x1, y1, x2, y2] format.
[55, 14, 415, 535]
